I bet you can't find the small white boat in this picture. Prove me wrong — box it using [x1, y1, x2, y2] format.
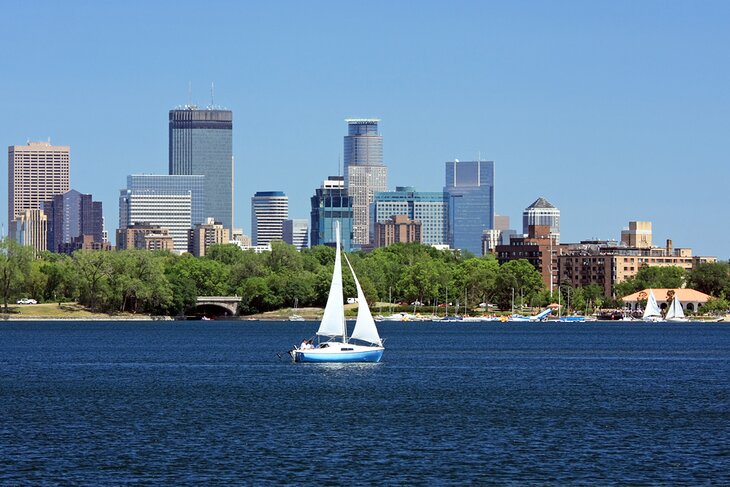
[290, 222, 384, 363]
[642, 289, 664, 322]
[665, 296, 689, 322]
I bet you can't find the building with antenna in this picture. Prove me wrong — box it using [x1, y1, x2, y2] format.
[344, 119, 387, 246]
[169, 105, 233, 230]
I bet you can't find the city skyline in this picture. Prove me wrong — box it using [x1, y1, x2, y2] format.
[1, 2, 729, 258]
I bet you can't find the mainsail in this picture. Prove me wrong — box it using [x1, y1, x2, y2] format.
[666, 296, 685, 320]
[317, 222, 345, 338]
[343, 253, 382, 346]
[642, 289, 662, 320]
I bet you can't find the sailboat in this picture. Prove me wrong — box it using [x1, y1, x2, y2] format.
[665, 296, 689, 322]
[642, 289, 664, 322]
[289, 222, 384, 363]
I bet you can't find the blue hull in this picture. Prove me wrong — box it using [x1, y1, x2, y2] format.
[294, 349, 384, 363]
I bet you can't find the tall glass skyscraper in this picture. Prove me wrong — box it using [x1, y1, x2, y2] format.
[44, 189, 103, 253]
[310, 176, 353, 252]
[344, 119, 387, 246]
[372, 187, 448, 246]
[444, 160, 495, 255]
[169, 107, 233, 229]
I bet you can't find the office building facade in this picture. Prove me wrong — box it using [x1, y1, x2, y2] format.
[118, 189, 192, 253]
[523, 197, 560, 243]
[251, 191, 288, 246]
[310, 176, 354, 252]
[444, 160, 495, 255]
[44, 189, 104, 254]
[10, 209, 47, 254]
[127, 174, 205, 225]
[283, 219, 309, 251]
[8, 141, 70, 230]
[372, 187, 447, 246]
[169, 107, 233, 229]
[374, 215, 422, 248]
[188, 218, 230, 257]
[344, 119, 387, 246]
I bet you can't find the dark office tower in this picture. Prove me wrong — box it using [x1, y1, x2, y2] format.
[444, 159, 495, 256]
[169, 106, 233, 230]
[44, 189, 104, 254]
[310, 176, 354, 252]
[344, 119, 387, 246]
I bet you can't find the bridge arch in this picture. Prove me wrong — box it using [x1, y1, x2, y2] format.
[194, 296, 242, 317]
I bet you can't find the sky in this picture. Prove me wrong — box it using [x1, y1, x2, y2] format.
[2, 0, 728, 258]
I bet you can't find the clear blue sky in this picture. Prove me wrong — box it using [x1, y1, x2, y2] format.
[2, 1, 728, 258]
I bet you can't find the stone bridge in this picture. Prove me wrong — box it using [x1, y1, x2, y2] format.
[195, 296, 242, 316]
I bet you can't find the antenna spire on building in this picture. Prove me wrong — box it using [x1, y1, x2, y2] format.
[210, 81, 215, 108]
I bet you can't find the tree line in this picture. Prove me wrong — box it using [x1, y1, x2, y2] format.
[1, 237, 728, 316]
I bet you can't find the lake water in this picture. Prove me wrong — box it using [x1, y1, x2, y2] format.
[0, 321, 728, 484]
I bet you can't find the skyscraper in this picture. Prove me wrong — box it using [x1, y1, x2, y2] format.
[310, 176, 354, 252]
[127, 174, 205, 225]
[8, 141, 70, 229]
[118, 189, 192, 253]
[344, 119, 387, 246]
[372, 187, 448, 246]
[251, 191, 288, 246]
[522, 197, 560, 243]
[169, 106, 233, 229]
[444, 159, 495, 255]
[44, 189, 104, 254]
[283, 219, 309, 251]
[11, 209, 47, 254]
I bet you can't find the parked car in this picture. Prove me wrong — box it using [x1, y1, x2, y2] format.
[16, 298, 37, 304]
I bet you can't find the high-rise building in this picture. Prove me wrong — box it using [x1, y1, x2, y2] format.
[117, 223, 175, 252]
[523, 197, 560, 243]
[372, 187, 448, 246]
[118, 189, 192, 253]
[188, 218, 231, 257]
[251, 191, 288, 246]
[310, 176, 354, 252]
[169, 106, 233, 229]
[44, 189, 104, 254]
[444, 159, 495, 255]
[8, 141, 70, 229]
[344, 119, 387, 246]
[10, 209, 47, 254]
[127, 174, 205, 225]
[283, 219, 308, 251]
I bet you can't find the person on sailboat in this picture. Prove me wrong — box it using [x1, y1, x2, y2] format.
[300, 339, 308, 350]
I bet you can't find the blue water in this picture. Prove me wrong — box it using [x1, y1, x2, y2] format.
[1, 321, 728, 485]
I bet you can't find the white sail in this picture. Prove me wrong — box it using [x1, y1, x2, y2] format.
[317, 222, 345, 338]
[642, 289, 662, 320]
[666, 296, 685, 320]
[343, 253, 382, 346]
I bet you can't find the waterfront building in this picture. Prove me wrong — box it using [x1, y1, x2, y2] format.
[116, 223, 174, 252]
[344, 119, 387, 246]
[283, 219, 308, 251]
[8, 141, 70, 234]
[43, 189, 103, 254]
[523, 197, 560, 243]
[372, 187, 447, 246]
[169, 106, 233, 229]
[118, 189, 191, 253]
[127, 174, 205, 225]
[310, 176, 354, 252]
[188, 218, 230, 257]
[374, 215, 422, 248]
[621, 288, 712, 314]
[251, 191, 288, 246]
[558, 221, 717, 297]
[9, 209, 47, 254]
[495, 225, 560, 291]
[444, 159, 495, 255]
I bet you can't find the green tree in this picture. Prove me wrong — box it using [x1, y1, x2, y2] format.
[74, 250, 113, 312]
[687, 262, 730, 298]
[455, 256, 499, 308]
[0, 238, 33, 311]
[698, 297, 730, 316]
[494, 259, 545, 310]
